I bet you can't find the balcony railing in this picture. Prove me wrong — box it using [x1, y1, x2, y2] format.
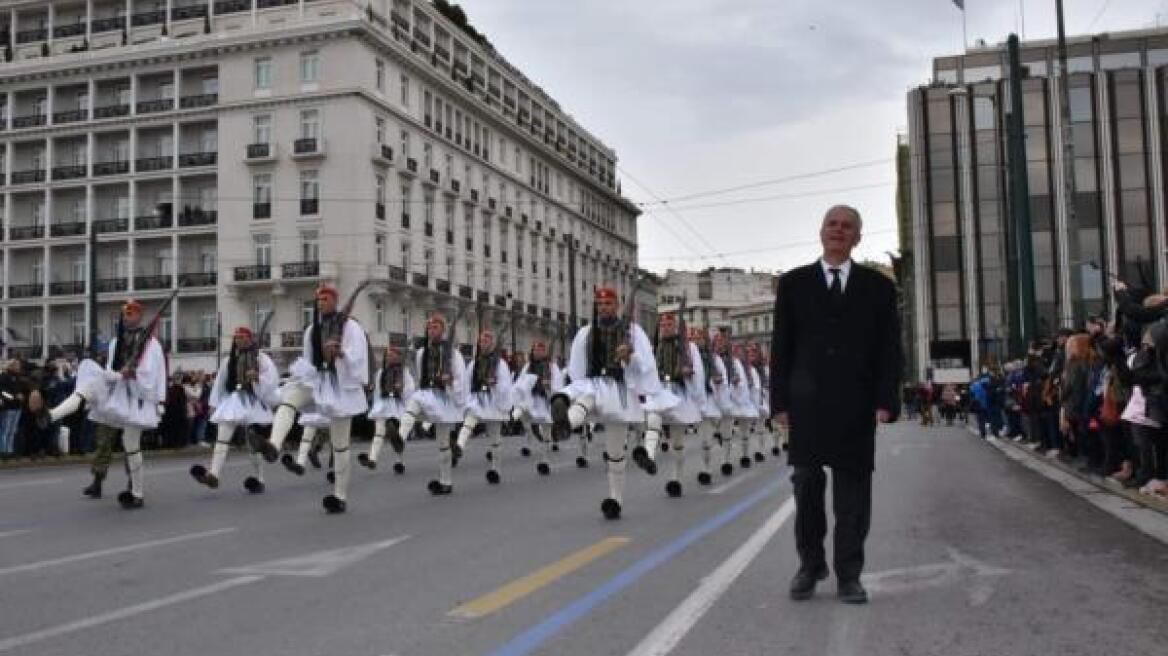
[135, 214, 173, 230]
[96, 278, 129, 293]
[52, 165, 87, 181]
[406, 158, 418, 174]
[10, 225, 45, 240]
[436, 278, 451, 293]
[178, 208, 217, 227]
[94, 104, 130, 119]
[53, 109, 88, 124]
[177, 338, 217, 353]
[281, 331, 304, 348]
[412, 273, 429, 288]
[50, 222, 86, 237]
[12, 114, 46, 129]
[90, 17, 126, 33]
[178, 272, 217, 287]
[258, 0, 298, 7]
[16, 29, 47, 44]
[93, 218, 129, 234]
[171, 5, 209, 20]
[494, 295, 507, 308]
[136, 98, 174, 114]
[300, 198, 319, 215]
[234, 265, 271, 282]
[136, 156, 173, 172]
[458, 285, 473, 299]
[215, 0, 250, 14]
[8, 283, 43, 298]
[11, 169, 45, 184]
[179, 152, 217, 167]
[50, 281, 86, 295]
[527, 303, 538, 316]
[246, 143, 273, 159]
[293, 138, 322, 156]
[94, 160, 130, 176]
[253, 202, 271, 219]
[180, 94, 218, 109]
[477, 290, 490, 303]
[131, 10, 166, 26]
[282, 261, 320, 279]
[53, 23, 85, 38]
[428, 169, 440, 184]
[135, 275, 172, 290]
[388, 265, 407, 283]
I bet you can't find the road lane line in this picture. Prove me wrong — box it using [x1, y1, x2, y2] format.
[0, 575, 263, 653]
[480, 479, 786, 656]
[450, 537, 631, 620]
[0, 529, 33, 539]
[625, 496, 796, 656]
[0, 527, 237, 577]
[0, 477, 64, 491]
[706, 470, 758, 495]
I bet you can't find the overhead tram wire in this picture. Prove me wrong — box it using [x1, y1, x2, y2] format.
[1086, 0, 1116, 31]
[619, 166, 729, 265]
[659, 180, 896, 212]
[638, 226, 900, 264]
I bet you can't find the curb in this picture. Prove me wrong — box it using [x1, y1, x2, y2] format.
[968, 426, 1168, 545]
[0, 446, 213, 472]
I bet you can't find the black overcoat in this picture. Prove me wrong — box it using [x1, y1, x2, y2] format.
[770, 261, 901, 472]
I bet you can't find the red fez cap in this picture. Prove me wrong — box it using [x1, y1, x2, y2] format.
[122, 299, 143, 314]
[315, 284, 339, 299]
[659, 311, 677, 321]
[594, 286, 618, 302]
[234, 326, 253, 339]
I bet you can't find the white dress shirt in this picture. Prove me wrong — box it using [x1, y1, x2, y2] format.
[819, 258, 853, 292]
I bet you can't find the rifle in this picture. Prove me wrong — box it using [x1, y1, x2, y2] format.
[124, 289, 180, 371]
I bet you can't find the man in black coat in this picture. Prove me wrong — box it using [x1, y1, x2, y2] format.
[771, 205, 901, 604]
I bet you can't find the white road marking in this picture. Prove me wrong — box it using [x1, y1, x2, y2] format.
[0, 575, 263, 653]
[0, 529, 33, 539]
[217, 535, 411, 577]
[0, 527, 236, 577]
[624, 496, 796, 656]
[0, 477, 64, 491]
[861, 547, 1011, 606]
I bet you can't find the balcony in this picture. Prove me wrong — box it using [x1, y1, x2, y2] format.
[449, 179, 461, 194]
[292, 137, 324, 158]
[388, 265, 407, 283]
[300, 198, 319, 215]
[179, 152, 217, 167]
[253, 202, 271, 219]
[527, 303, 538, 316]
[90, 17, 125, 33]
[172, 5, 208, 20]
[94, 104, 130, 119]
[94, 160, 130, 176]
[53, 109, 88, 124]
[8, 283, 43, 298]
[371, 143, 394, 165]
[403, 158, 418, 176]
[412, 273, 429, 288]
[178, 272, 216, 287]
[494, 295, 507, 308]
[282, 261, 320, 279]
[178, 208, 217, 227]
[12, 114, 46, 129]
[427, 169, 441, 186]
[542, 308, 552, 319]
[50, 222, 86, 237]
[93, 218, 129, 234]
[458, 285, 473, 299]
[177, 338, 217, 353]
[470, 189, 480, 203]
[436, 279, 451, 294]
[245, 142, 276, 163]
[96, 278, 128, 293]
[136, 156, 173, 172]
[234, 265, 271, 282]
[375, 203, 385, 220]
[215, 0, 250, 14]
[131, 10, 166, 26]
[16, 29, 47, 44]
[53, 23, 86, 38]
[180, 94, 218, 109]
[258, 0, 297, 7]
[281, 331, 305, 348]
[52, 165, 87, 181]
[135, 275, 172, 290]
[477, 290, 490, 303]
[136, 98, 174, 114]
[50, 281, 86, 296]
[135, 214, 173, 231]
[10, 225, 45, 240]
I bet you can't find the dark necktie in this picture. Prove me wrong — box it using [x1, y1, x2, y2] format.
[829, 268, 843, 297]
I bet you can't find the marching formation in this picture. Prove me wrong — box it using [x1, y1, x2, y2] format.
[51, 284, 786, 519]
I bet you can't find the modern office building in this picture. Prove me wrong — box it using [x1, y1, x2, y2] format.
[0, 0, 640, 369]
[906, 27, 1168, 381]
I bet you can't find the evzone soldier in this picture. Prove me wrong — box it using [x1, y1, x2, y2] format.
[551, 286, 669, 520]
[50, 299, 167, 509]
[748, 342, 782, 457]
[454, 329, 513, 484]
[510, 339, 566, 476]
[190, 326, 279, 493]
[258, 284, 369, 514]
[49, 340, 121, 498]
[396, 313, 467, 496]
[283, 411, 331, 478]
[357, 345, 415, 474]
[638, 311, 706, 498]
[727, 342, 760, 471]
[689, 327, 727, 486]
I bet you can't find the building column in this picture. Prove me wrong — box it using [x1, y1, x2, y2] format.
[47, 3, 55, 50]
[1048, 73, 1074, 329]
[1096, 73, 1121, 293]
[909, 90, 933, 382]
[1146, 67, 1168, 286]
[955, 92, 980, 374]
[85, 0, 93, 41]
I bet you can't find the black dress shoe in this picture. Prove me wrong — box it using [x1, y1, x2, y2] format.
[837, 579, 868, 604]
[789, 564, 829, 601]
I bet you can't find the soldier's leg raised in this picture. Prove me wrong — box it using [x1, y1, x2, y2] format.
[260, 385, 313, 462]
[191, 422, 235, 489]
[359, 419, 387, 469]
[633, 412, 662, 475]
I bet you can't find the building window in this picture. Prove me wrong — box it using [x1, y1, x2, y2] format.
[300, 170, 320, 214]
[376, 234, 387, 265]
[401, 184, 412, 228]
[300, 109, 321, 140]
[376, 301, 386, 333]
[300, 51, 320, 84]
[300, 230, 320, 263]
[400, 73, 410, 106]
[253, 114, 272, 145]
[302, 301, 314, 329]
[375, 116, 386, 144]
[401, 130, 411, 158]
[254, 234, 272, 266]
[254, 57, 272, 91]
[253, 173, 272, 218]
[375, 59, 385, 92]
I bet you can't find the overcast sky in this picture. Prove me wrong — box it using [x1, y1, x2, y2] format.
[458, 0, 1168, 275]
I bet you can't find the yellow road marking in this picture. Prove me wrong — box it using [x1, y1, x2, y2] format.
[448, 536, 631, 619]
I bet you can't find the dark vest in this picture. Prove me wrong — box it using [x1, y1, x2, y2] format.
[528, 357, 551, 397]
[379, 362, 404, 399]
[655, 336, 689, 383]
[111, 326, 147, 371]
[225, 346, 259, 394]
[698, 344, 716, 393]
[311, 312, 346, 370]
[587, 319, 627, 381]
[420, 340, 451, 390]
[471, 351, 499, 392]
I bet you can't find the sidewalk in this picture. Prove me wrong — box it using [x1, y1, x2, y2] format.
[0, 444, 212, 471]
[967, 425, 1168, 545]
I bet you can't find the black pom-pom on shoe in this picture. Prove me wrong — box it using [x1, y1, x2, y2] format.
[243, 476, 265, 494]
[665, 480, 682, 497]
[357, 453, 376, 469]
[322, 495, 346, 514]
[739, 456, 752, 469]
[600, 498, 622, 520]
[281, 453, 306, 476]
[117, 491, 144, 510]
[721, 463, 734, 476]
[486, 469, 501, 485]
[661, 442, 670, 452]
[536, 462, 550, 476]
[753, 452, 765, 463]
[575, 456, 589, 468]
[697, 471, 712, 486]
[392, 462, 405, 474]
[631, 446, 657, 476]
[326, 471, 335, 484]
[428, 479, 453, 495]
[520, 446, 531, 457]
[552, 443, 560, 452]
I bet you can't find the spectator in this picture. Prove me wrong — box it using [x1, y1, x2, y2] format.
[17, 388, 60, 460]
[939, 384, 958, 425]
[160, 373, 191, 449]
[184, 372, 205, 446]
[0, 359, 28, 459]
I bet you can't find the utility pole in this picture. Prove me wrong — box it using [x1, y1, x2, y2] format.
[87, 220, 97, 350]
[1056, 0, 1081, 328]
[566, 232, 578, 332]
[1007, 34, 1038, 354]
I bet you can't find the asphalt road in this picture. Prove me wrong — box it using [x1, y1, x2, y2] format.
[0, 421, 1165, 656]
